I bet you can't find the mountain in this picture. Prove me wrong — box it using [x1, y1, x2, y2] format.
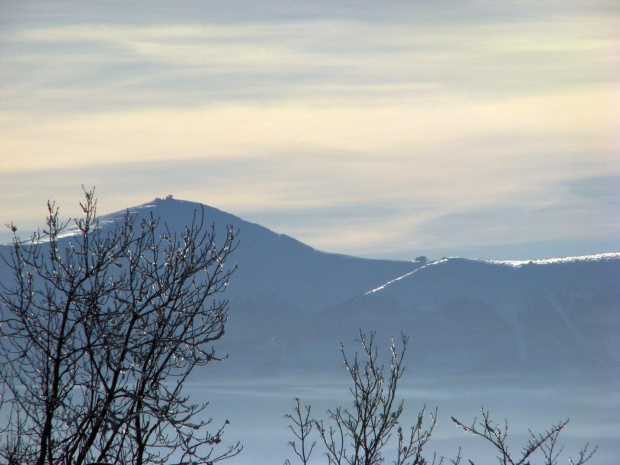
[311, 254, 620, 380]
[94, 197, 422, 314]
[1, 196, 618, 382]
[2, 197, 619, 463]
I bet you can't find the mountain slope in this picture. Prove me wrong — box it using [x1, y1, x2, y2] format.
[0, 196, 420, 315]
[310, 254, 620, 379]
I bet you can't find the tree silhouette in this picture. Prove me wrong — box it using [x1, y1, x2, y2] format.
[0, 189, 241, 465]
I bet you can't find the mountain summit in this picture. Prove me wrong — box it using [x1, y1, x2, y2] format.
[95, 196, 421, 314]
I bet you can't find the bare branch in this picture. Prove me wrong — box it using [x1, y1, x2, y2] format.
[452, 409, 595, 465]
[287, 331, 442, 465]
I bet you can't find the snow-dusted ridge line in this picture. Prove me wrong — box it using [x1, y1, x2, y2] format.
[11, 196, 619, 271]
[365, 252, 620, 295]
[485, 252, 620, 267]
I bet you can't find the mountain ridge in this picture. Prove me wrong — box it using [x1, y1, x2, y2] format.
[1, 197, 618, 380]
[1, 196, 421, 315]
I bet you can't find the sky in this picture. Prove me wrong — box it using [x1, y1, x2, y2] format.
[1, 0, 618, 261]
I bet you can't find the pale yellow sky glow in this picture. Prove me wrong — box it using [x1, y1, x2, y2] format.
[1, 1, 618, 259]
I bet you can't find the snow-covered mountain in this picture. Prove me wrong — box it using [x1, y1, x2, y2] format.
[1, 197, 618, 381]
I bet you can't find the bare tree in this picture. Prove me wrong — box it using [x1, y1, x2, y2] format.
[286, 333, 596, 465]
[285, 398, 316, 465]
[452, 409, 596, 465]
[286, 332, 444, 465]
[0, 190, 242, 465]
